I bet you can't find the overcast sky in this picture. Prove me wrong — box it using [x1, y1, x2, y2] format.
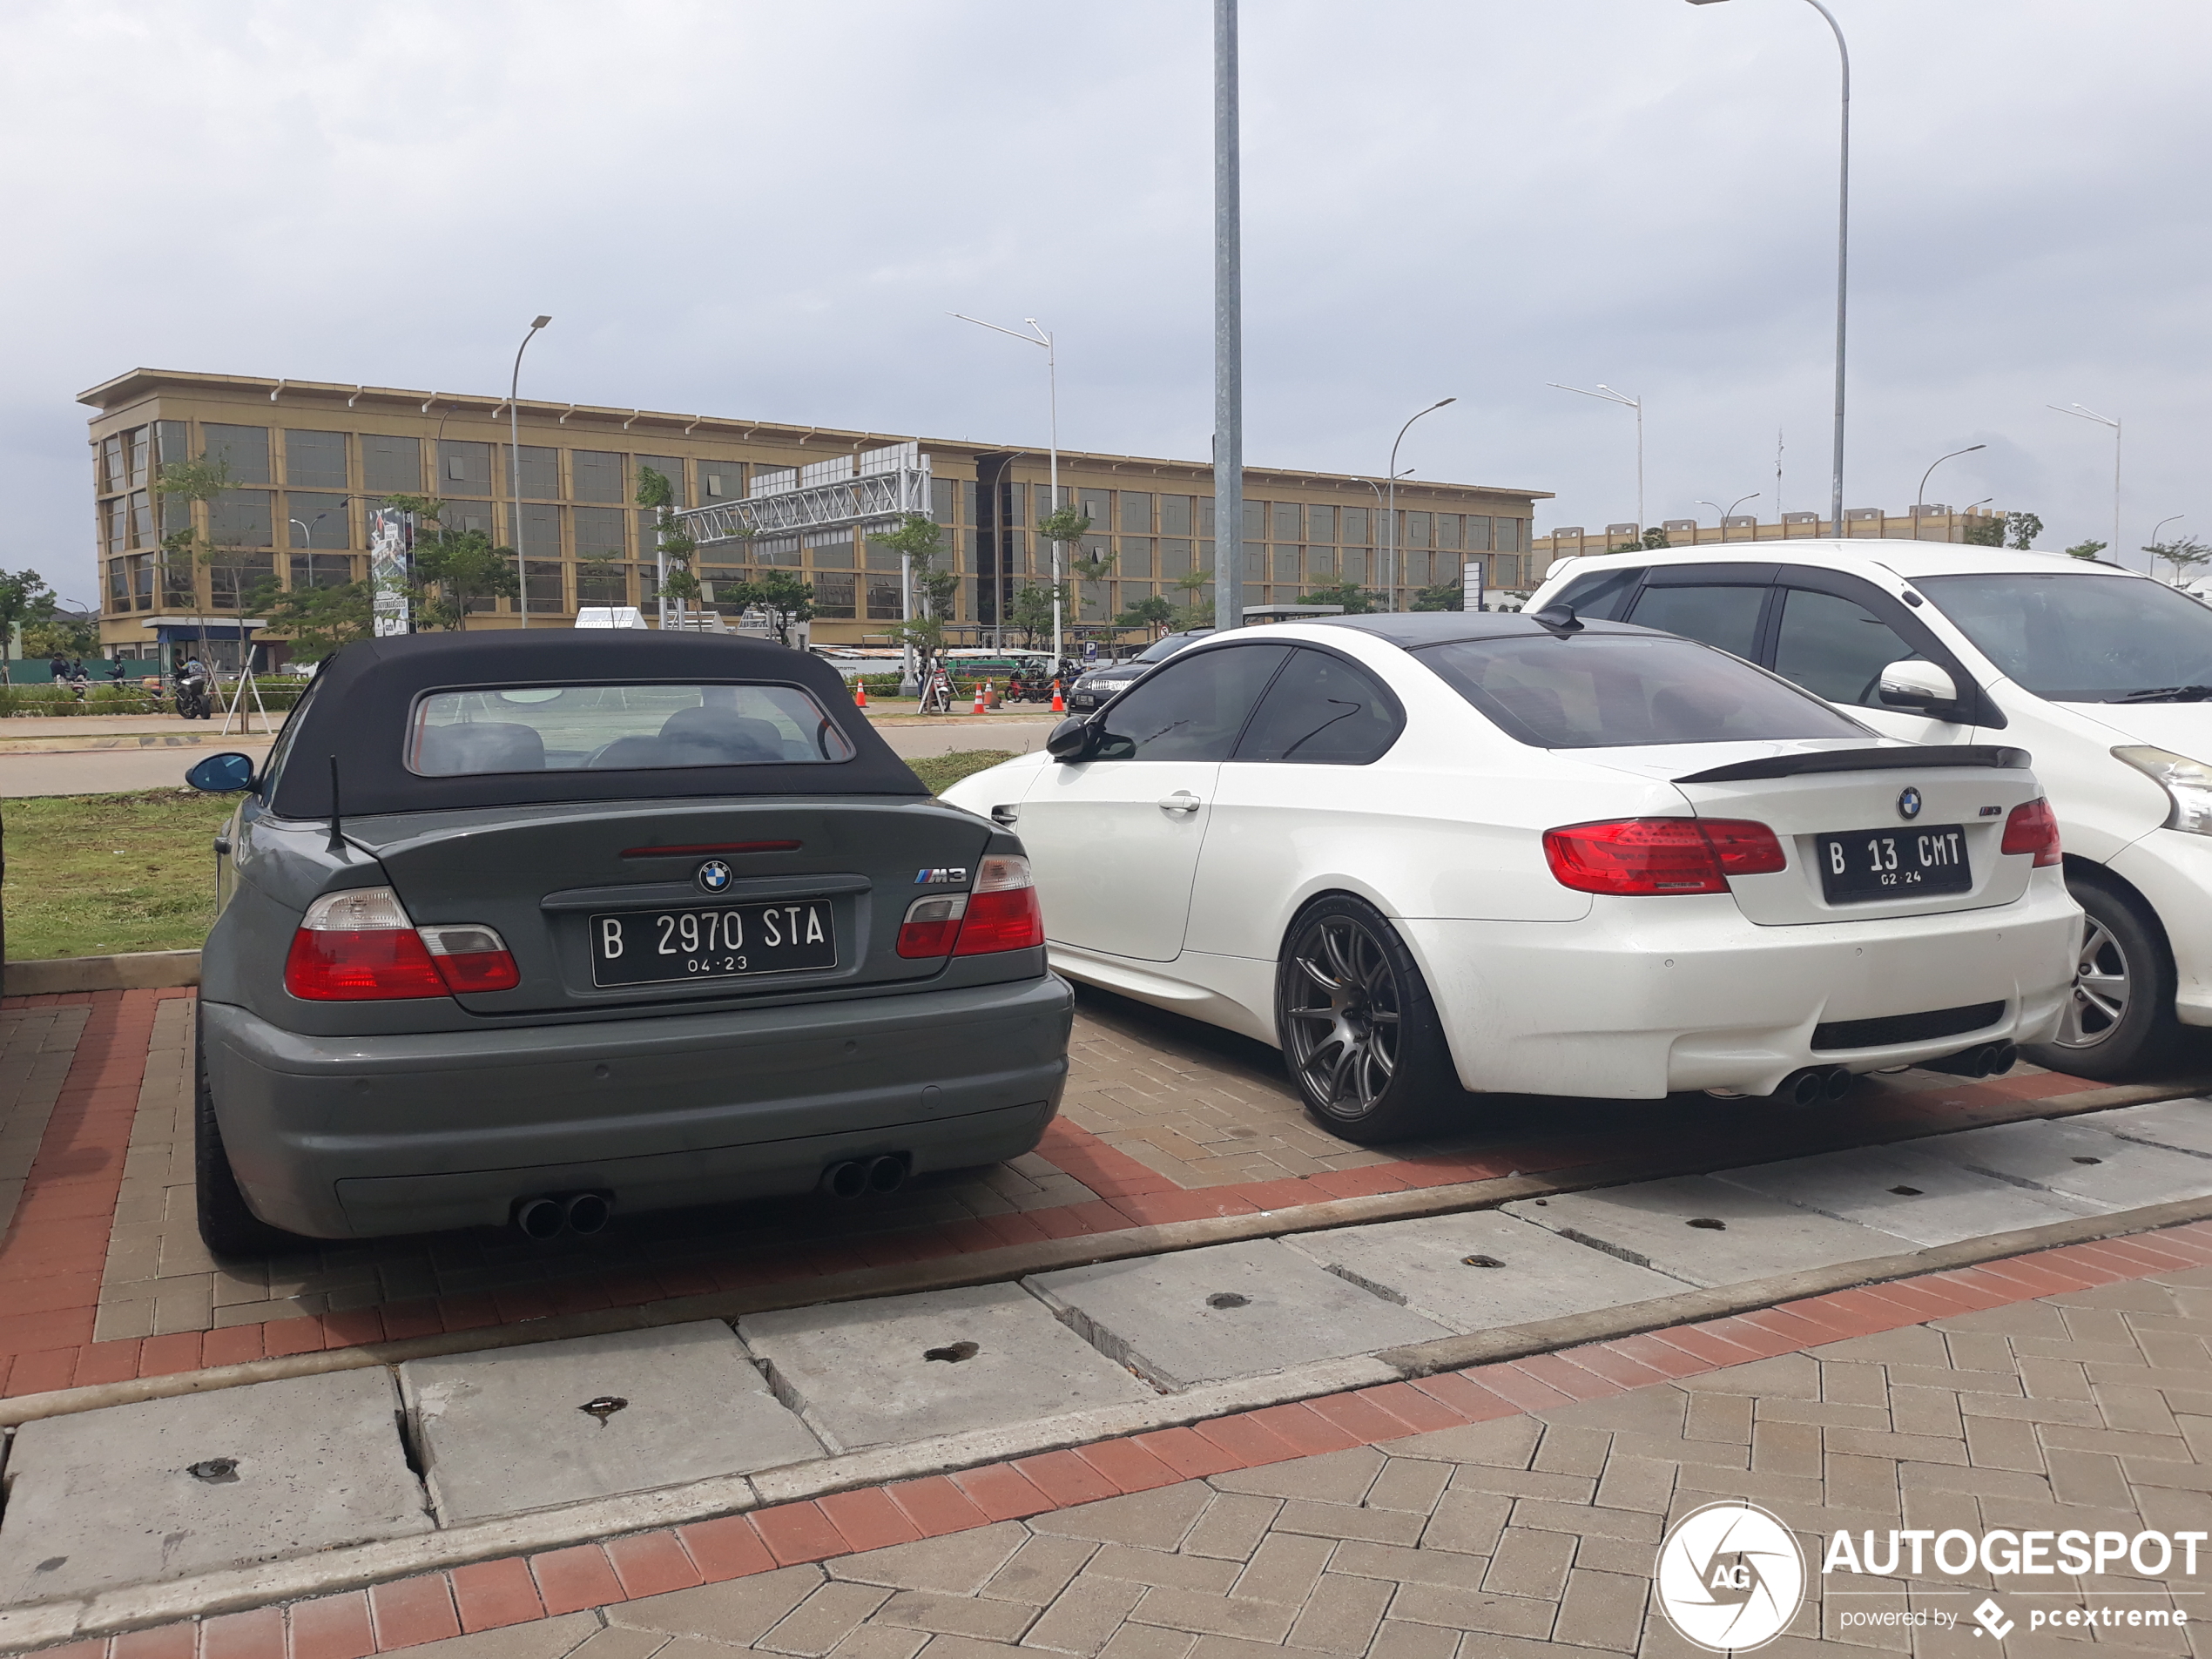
[5, 0, 2208, 608]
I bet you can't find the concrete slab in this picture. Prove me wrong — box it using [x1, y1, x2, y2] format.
[399, 1320, 823, 1524]
[1711, 1142, 2097, 1248]
[1501, 1176, 1916, 1289]
[1913, 1117, 2212, 1211]
[1024, 1238, 1451, 1390]
[738, 1282, 1156, 1453]
[0, 1368, 428, 1606]
[1279, 1211, 1684, 1332]
[2095, 1096, 2212, 1159]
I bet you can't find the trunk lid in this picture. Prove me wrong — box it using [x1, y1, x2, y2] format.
[350, 795, 997, 1014]
[1575, 739, 2043, 925]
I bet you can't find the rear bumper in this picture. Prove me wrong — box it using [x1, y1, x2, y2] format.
[1400, 870, 2080, 1100]
[201, 974, 1074, 1238]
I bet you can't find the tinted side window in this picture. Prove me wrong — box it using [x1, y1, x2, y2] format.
[1772, 587, 1919, 705]
[1553, 566, 1642, 621]
[1092, 644, 1290, 762]
[1234, 649, 1402, 765]
[1628, 583, 1766, 659]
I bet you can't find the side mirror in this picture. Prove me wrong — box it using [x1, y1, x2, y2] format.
[1878, 658, 1966, 718]
[185, 752, 258, 793]
[1046, 716, 1096, 763]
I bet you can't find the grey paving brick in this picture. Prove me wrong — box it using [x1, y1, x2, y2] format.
[1022, 1576, 1145, 1656]
[1479, 1527, 1575, 1601]
[1228, 1531, 1335, 1606]
[1180, 1494, 1283, 1563]
[833, 1525, 1031, 1594]
[761, 1583, 900, 1657]
[1211, 1447, 1384, 1505]
[1551, 1569, 1648, 1654]
[1128, 1586, 1297, 1643]
[873, 1592, 1035, 1642]
[1081, 1546, 1240, 1595]
[1416, 1487, 1514, 1557]
[1284, 1573, 1393, 1656]
[1384, 1581, 1554, 1639]
[981, 1537, 1100, 1607]
[1364, 1458, 1451, 1516]
[1029, 1485, 1214, 1550]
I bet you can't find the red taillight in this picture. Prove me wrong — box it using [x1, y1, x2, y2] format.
[2001, 798, 2063, 867]
[1543, 817, 1785, 896]
[897, 857, 1045, 958]
[897, 894, 968, 958]
[284, 889, 519, 1000]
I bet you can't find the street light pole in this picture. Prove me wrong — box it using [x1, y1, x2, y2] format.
[1359, 469, 1412, 599]
[1548, 383, 1643, 532]
[1384, 400, 1455, 609]
[950, 314, 1061, 663]
[1688, 0, 1848, 539]
[1916, 443, 1986, 536]
[2050, 402, 2122, 566]
[2149, 515, 2186, 582]
[1696, 494, 1760, 541]
[507, 315, 551, 629]
[1215, 0, 1243, 633]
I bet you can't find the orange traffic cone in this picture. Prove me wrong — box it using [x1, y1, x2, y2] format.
[972, 680, 987, 714]
[853, 680, 868, 709]
[1050, 679, 1064, 713]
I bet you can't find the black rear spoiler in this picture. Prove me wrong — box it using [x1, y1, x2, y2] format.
[1676, 745, 2030, 785]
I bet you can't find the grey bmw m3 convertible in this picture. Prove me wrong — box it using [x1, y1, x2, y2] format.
[185, 630, 1072, 1255]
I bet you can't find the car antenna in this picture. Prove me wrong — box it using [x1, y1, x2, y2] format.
[327, 755, 348, 858]
[1530, 603, 1584, 638]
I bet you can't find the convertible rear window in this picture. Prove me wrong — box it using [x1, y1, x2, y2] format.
[1415, 633, 1866, 749]
[407, 683, 858, 775]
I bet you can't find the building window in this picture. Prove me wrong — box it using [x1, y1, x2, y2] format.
[204, 424, 271, 483]
[1159, 540, 1190, 581]
[363, 434, 421, 495]
[1343, 507, 1369, 546]
[577, 562, 630, 608]
[446, 502, 496, 536]
[1403, 550, 1433, 588]
[1496, 554, 1523, 587]
[806, 530, 854, 570]
[1498, 518, 1521, 553]
[129, 491, 152, 547]
[571, 449, 623, 503]
[930, 478, 954, 523]
[286, 492, 351, 549]
[1404, 512, 1431, 550]
[288, 555, 355, 591]
[211, 552, 276, 609]
[699, 567, 747, 613]
[163, 552, 194, 608]
[633, 455, 685, 506]
[753, 534, 800, 568]
[516, 502, 559, 556]
[155, 420, 190, 468]
[524, 560, 565, 614]
[128, 428, 151, 489]
[701, 465, 744, 502]
[1120, 493, 1153, 535]
[1467, 515, 1492, 551]
[284, 429, 347, 489]
[1274, 548, 1299, 584]
[1243, 542, 1264, 578]
[574, 506, 626, 559]
[1437, 514, 1461, 551]
[440, 440, 496, 494]
[866, 577, 902, 620]
[1271, 502, 1300, 543]
[99, 435, 125, 495]
[1244, 500, 1266, 538]
[510, 445, 557, 500]
[1160, 495, 1192, 536]
[1307, 504, 1338, 544]
[209, 489, 273, 547]
[814, 572, 856, 617]
[107, 558, 129, 611]
[1306, 547, 1335, 581]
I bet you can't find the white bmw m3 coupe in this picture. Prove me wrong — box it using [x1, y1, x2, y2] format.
[940, 611, 2080, 1142]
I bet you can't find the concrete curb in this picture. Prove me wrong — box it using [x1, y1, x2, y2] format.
[0, 1075, 2196, 1431]
[3, 1199, 2208, 1650]
[1, 949, 200, 995]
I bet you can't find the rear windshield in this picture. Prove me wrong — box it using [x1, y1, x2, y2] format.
[1415, 633, 1868, 749]
[408, 683, 858, 775]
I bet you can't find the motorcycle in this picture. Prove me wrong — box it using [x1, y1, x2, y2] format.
[174, 668, 213, 720]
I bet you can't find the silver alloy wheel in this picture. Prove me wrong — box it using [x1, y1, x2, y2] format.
[2054, 914, 2131, 1049]
[1283, 915, 1401, 1117]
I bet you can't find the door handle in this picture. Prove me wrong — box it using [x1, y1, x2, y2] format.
[1157, 792, 1203, 815]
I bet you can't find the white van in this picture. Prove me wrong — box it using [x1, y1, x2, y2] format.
[1527, 541, 2212, 1079]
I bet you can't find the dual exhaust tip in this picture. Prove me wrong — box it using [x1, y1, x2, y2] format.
[1772, 1064, 1858, 1108]
[823, 1154, 909, 1199]
[514, 1190, 612, 1240]
[1921, 1041, 2020, 1080]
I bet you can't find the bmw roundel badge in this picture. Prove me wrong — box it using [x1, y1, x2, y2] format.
[695, 859, 733, 894]
[1898, 786, 1923, 821]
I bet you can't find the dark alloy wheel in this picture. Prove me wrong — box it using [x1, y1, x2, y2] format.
[194, 1009, 306, 1258]
[1275, 895, 1459, 1144]
[2021, 872, 2181, 1082]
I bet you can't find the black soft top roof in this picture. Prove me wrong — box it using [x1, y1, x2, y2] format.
[266, 631, 926, 819]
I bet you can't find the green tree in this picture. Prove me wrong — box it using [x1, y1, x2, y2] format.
[245, 578, 375, 663]
[1608, 527, 1670, 555]
[0, 570, 61, 661]
[1172, 568, 1215, 628]
[729, 570, 816, 646]
[2005, 511, 2044, 550]
[1035, 503, 1092, 566]
[1068, 543, 1116, 620]
[1114, 595, 1177, 637]
[411, 527, 520, 629]
[637, 464, 705, 613]
[2065, 540, 2109, 562]
[1410, 581, 1464, 612]
[1008, 581, 1074, 650]
[22, 611, 99, 659]
[1297, 580, 1380, 615]
[2148, 535, 2212, 586]
[1960, 517, 2006, 547]
[867, 514, 959, 656]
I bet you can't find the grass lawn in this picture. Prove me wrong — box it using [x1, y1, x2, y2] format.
[1, 750, 1018, 961]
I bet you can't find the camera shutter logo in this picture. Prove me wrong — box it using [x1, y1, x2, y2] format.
[696, 860, 733, 894]
[1898, 786, 1923, 820]
[1655, 1501, 1806, 1652]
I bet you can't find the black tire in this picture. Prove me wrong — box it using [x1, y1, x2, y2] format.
[195, 1008, 304, 1258]
[1274, 894, 1461, 1144]
[2020, 872, 2181, 1082]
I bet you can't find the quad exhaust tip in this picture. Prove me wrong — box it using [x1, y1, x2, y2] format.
[513, 1190, 614, 1239]
[823, 1154, 910, 1199]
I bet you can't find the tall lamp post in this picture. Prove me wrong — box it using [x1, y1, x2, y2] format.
[1548, 382, 1643, 534]
[951, 314, 1060, 663]
[1687, 0, 1849, 540]
[2049, 402, 2122, 567]
[2149, 515, 2185, 583]
[507, 316, 551, 629]
[1696, 494, 1760, 540]
[1216, 0, 1243, 634]
[1916, 442, 1986, 537]
[1384, 399, 1455, 608]
[1359, 469, 1412, 599]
